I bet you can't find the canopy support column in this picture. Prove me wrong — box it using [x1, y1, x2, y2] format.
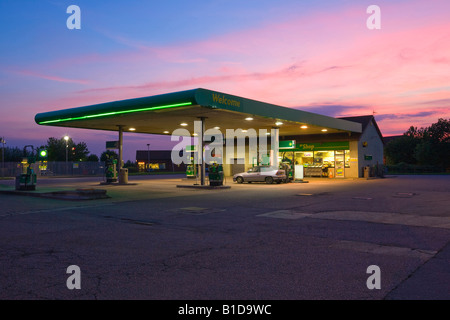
[197, 117, 206, 186]
[271, 127, 280, 169]
[118, 125, 124, 183]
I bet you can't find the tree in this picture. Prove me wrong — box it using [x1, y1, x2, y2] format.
[1, 146, 32, 162]
[46, 137, 67, 161]
[414, 140, 440, 166]
[124, 160, 136, 168]
[404, 126, 425, 139]
[423, 118, 450, 143]
[100, 150, 118, 162]
[384, 135, 419, 165]
[86, 154, 99, 162]
[385, 118, 450, 169]
[46, 137, 90, 161]
[419, 119, 450, 167]
[71, 141, 90, 162]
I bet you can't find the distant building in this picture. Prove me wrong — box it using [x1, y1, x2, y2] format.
[135, 150, 186, 172]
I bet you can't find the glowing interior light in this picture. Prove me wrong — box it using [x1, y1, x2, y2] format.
[245, 117, 253, 121]
[128, 128, 136, 131]
[180, 123, 188, 126]
[301, 125, 308, 129]
[321, 129, 328, 132]
[275, 122, 283, 126]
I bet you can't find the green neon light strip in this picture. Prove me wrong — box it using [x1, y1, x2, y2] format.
[38, 102, 193, 124]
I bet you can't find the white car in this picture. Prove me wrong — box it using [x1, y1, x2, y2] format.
[233, 166, 286, 184]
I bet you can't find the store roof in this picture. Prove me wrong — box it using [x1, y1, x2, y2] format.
[136, 150, 173, 161]
[339, 115, 383, 140]
[35, 88, 362, 136]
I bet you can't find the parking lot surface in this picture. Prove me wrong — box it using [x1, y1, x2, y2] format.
[0, 175, 449, 300]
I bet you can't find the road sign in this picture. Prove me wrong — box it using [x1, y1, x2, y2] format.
[106, 141, 119, 149]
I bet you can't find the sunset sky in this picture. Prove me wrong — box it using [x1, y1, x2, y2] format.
[1, 0, 449, 160]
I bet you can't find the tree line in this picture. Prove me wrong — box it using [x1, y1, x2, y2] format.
[0, 137, 118, 162]
[384, 118, 450, 170]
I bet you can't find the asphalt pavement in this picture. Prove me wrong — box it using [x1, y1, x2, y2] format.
[0, 174, 449, 300]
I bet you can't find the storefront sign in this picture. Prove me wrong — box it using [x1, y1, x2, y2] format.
[335, 168, 345, 177]
[211, 93, 241, 107]
[294, 141, 350, 151]
[279, 140, 296, 149]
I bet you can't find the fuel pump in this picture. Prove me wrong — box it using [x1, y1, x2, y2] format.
[105, 154, 118, 183]
[208, 163, 224, 186]
[15, 145, 37, 190]
[280, 154, 294, 183]
[186, 147, 196, 178]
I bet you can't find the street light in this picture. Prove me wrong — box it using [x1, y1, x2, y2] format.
[64, 135, 69, 175]
[64, 136, 69, 162]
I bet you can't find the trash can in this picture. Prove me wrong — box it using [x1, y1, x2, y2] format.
[119, 168, 128, 184]
[364, 166, 370, 178]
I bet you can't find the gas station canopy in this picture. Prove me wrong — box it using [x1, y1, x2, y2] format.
[35, 88, 362, 135]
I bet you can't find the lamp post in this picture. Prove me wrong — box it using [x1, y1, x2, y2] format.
[64, 135, 69, 175]
[147, 144, 150, 172]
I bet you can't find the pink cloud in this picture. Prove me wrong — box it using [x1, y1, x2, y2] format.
[8, 0, 449, 139]
[13, 69, 90, 85]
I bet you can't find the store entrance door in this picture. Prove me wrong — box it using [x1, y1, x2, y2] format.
[335, 151, 345, 178]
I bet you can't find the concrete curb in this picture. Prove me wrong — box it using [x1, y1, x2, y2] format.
[0, 188, 109, 200]
[176, 185, 231, 190]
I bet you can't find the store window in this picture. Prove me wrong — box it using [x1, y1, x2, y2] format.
[344, 150, 350, 168]
[314, 151, 335, 168]
[294, 152, 314, 166]
[147, 163, 166, 170]
[292, 149, 350, 178]
[138, 162, 146, 171]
